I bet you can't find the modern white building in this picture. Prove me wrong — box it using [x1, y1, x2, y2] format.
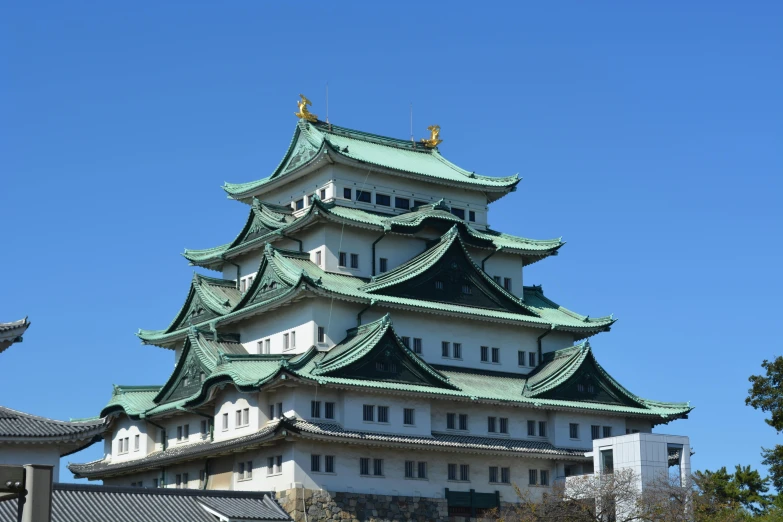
[69, 104, 692, 520]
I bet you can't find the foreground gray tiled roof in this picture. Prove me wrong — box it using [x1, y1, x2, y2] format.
[0, 406, 104, 440]
[0, 483, 290, 522]
[0, 317, 29, 354]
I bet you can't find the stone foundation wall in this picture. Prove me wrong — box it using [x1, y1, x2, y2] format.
[276, 487, 449, 522]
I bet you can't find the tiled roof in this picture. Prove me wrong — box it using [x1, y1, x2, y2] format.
[183, 198, 562, 270]
[0, 405, 104, 441]
[223, 121, 519, 202]
[0, 317, 30, 354]
[0, 483, 289, 522]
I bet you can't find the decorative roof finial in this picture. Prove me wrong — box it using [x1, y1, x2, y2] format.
[295, 94, 318, 122]
[420, 125, 443, 148]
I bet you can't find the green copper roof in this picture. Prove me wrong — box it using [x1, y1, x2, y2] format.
[223, 121, 519, 202]
[101, 386, 161, 418]
[142, 238, 613, 349]
[184, 197, 562, 271]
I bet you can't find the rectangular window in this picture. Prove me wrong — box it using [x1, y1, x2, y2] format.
[569, 423, 579, 439]
[461, 284, 472, 294]
[435, 280, 444, 290]
[311, 454, 321, 472]
[538, 421, 547, 437]
[518, 350, 526, 366]
[311, 401, 321, 418]
[177, 426, 183, 441]
[350, 253, 359, 269]
[176, 474, 182, 488]
[401, 336, 410, 348]
[325, 402, 335, 419]
[540, 470, 550, 486]
[504, 277, 512, 291]
[267, 457, 274, 475]
[448, 463, 457, 481]
[491, 347, 500, 363]
[500, 417, 509, 434]
[395, 197, 410, 210]
[418, 461, 427, 479]
[405, 460, 415, 478]
[441, 341, 450, 357]
[134, 434, 139, 451]
[363, 404, 374, 422]
[459, 414, 468, 431]
[291, 331, 296, 348]
[246, 462, 253, 479]
[295, 198, 304, 210]
[453, 343, 462, 359]
[493, 275, 501, 284]
[375, 193, 391, 206]
[235, 410, 242, 426]
[317, 326, 325, 343]
[268, 405, 275, 420]
[201, 420, 208, 435]
[413, 200, 428, 208]
[256, 340, 263, 353]
[591, 425, 600, 440]
[529, 352, 537, 367]
[404, 408, 415, 426]
[356, 190, 371, 203]
[529, 469, 538, 486]
[379, 258, 388, 273]
[275, 455, 283, 474]
[489, 466, 498, 483]
[469, 210, 476, 222]
[183, 473, 189, 487]
[377, 406, 389, 423]
[283, 333, 289, 349]
[264, 339, 270, 354]
[153, 478, 159, 488]
[501, 467, 510, 484]
[276, 402, 283, 418]
[320, 189, 326, 200]
[451, 207, 465, 219]
[222, 412, 229, 430]
[339, 252, 347, 267]
[603, 426, 612, 438]
[240, 278, 247, 293]
[460, 464, 470, 481]
[315, 250, 322, 266]
[343, 188, 352, 199]
[360, 457, 370, 476]
[488, 416, 497, 433]
[527, 420, 536, 436]
[242, 408, 249, 426]
[238, 462, 245, 480]
[447, 413, 456, 430]
[413, 338, 422, 354]
[480, 346, 489, 362]
[325, 455, 335, 473]
[184, 424, 189, 438]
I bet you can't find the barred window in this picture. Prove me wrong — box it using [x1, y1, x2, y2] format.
[339, 252, 347, 267]
[529, 469, 538, 486]
[489, 466, 499, 483]
[501, 467, 510, 484]
[480, 346, 489, 362]
[529, 352, 537, 367]
[492, 347, 500, 363]
[325, 455, 335, 473]
[435, 280, 444, 290]
[591, 425, 601, 440]
[413, 338, 422, 354]
[363, 404, 374, 422]
[356, 190, 371, 203]
[569, 423, 579, 439]
[360, 457, 370, 475]
[311, 401, 321, 418]
[350, 253, 359, 269]
[404, 408, 415, 426]
[538, 421, 547, 437]
[527, 420, 536, 436]
[603, 426, 612, 438]
[447, 413, 456, 430]
[317, 326, 325, 343]
[373, 458, 384, 476]
[405, 460, 415, 478]
[275, 455, 282, 474]
[459, 414, 468, 431]
[379, 258, 388, 273]
[377, 406, 389, 423]
[441, 341, 450, 357]
[401, 336, 410, 348]
[448, 463, 457, 480]
[311, 454, 321, 472]
[325, 402, 335, 419]
[518, 351, 526, 365]
[504, 278, 512, 291]
[460, 464, 470, 481]
[488, 416, 497, 433]
[540, 470, 550, 486]
[500, 418, 509, 434]
[453, 343, 462, 359]
[418, 461, 427, 479]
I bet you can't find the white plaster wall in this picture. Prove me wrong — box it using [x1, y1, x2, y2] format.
[551, 411, 626, 450]
[291, 440, 553, 500]
[625, 418, 653, 434]
[360, 307, 576, 374]
[375, 234, 429, 275]
[0, 445, 62, 481]
[103, 469, 163, 488]
[430, 402, 551, 442]
[111, 417, 153, 462]
[342, 394, 431, 437]
[477, 250, 524, 299]
[213, 388, 262, 442]
[239, 301, 317, 355]
[259, 169, 334, 209]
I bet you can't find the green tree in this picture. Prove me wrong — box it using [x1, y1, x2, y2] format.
[746, 356, 783, 492]
[693, 465, 771, 514]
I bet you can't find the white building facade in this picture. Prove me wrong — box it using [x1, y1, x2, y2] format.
[70, 114, 692, 518]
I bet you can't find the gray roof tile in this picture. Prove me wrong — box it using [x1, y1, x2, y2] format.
[0, 406, 104, 439]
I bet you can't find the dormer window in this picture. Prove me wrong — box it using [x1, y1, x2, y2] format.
[451, 207, 465, 220]
[435, 281, 444, 290]
[461, 284, 472, 295]
[295, 198, 304, 210]
[469, 210, 476, 222]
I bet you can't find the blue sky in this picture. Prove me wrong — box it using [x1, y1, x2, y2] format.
[1, 3, 781, 483]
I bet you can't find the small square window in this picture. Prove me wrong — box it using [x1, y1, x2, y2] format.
[395, 197, 410, 210]
[350, 253, 359, 269]
[339, 252, 347, 267]
[413, 338, 422, 354]
[404, 408, 415, 426]
[451, 208, 465, 219]
[461, 284, 471, 294]
[356, 190, 371, 203]
[379, 258, 388, 273]
[469, 210, 476, 222]
[375, 194, 391, 206]
[435, 280, 444, 290]
[295, 199, 304, 210]
[343, 188, 352, 199]
[491, 347, 500, 363]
